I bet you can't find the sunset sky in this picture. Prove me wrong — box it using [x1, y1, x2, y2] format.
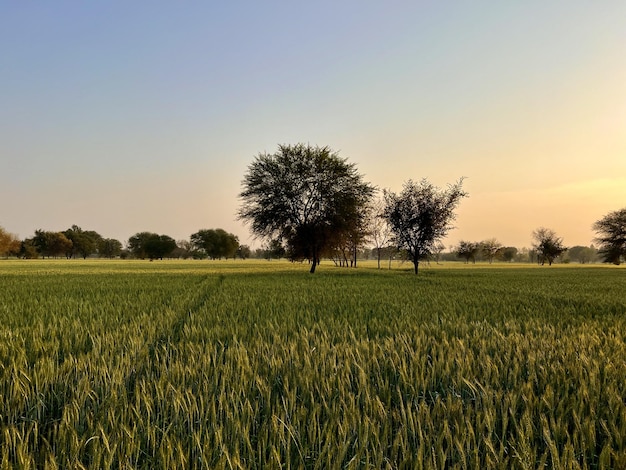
[2, 2, 624, 250]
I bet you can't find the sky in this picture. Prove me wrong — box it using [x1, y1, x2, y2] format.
[2, 2, 625, 250]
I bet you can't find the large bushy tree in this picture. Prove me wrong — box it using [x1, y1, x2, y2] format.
[98, 238, 123, 258]
[384, 178, 466, 274]
[64, 225, 102, 259]
[145, 234, 176, 260]
[31, 230, 73, 258]
[593, 208, 626, 265]
[190, 228, 239, 259]
[128, 232, 176, 260]
[238, 144, 374, 273]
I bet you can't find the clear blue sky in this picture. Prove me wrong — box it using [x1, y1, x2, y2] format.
[2, 2, 624, 249]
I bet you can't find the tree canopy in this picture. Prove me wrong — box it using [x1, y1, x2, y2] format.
[190, 228, 239, 259]
[128, 232, 176, 260]
[384, 178, 467, 274]
[456, 240, 480, 264]
[593, 208, 626, 265]
[98, 238, 123, 259]
[238, 144, 374, 273]
[31, 230, 73, 259]
[532, 227, 567, 266]
[64, 225, 102, 259]
[567, 245, 597, 264]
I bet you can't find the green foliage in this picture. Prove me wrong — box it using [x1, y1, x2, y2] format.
[1, 261, 625, 468]
[190, 228, 239, 259]
[567, 245, 598, 264]
[128, 232, 176, 260]
[64, 225, 103, 259]
[30, 229, 73, 258]
[236, 244, 252, 259]
[145, 234, 176, 260]
[98, 238, 123, 258]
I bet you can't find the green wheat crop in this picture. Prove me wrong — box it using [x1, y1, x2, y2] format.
[1, 260, 625, 468]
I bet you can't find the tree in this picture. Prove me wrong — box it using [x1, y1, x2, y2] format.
[429, 242, 447, 264]
[260, 239, 286, 260]
[368, 197, 393, 269]
[98, 238, 123, 258]
[456, 240, 480, 264]
[49, 232, 73, 258]
[31, 230, 73, 258]
[238, 144, 374, 273]
[170, 240, 196, 259]
[0, 227, 21, 258]
[481, 238, 503, 264]
[128, 232, 176, 260]
[144, 234, 176, 260]
[567, 245, 597, 264]
[64, 225, 102, 259]
[19, 239, 39, 259]
[383, 178, 467, 274]
[191, 228, 239, 259]
[593, 208, 626, 265]
[236, 245, 252, 259]
[498, 246, 518, 263]
[128, 232, 153, 259]
[532, 227, 566, 266]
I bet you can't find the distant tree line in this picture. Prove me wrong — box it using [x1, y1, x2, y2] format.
[2, 145, 625, 271]
[452, 239, 599, 265]
[0, 225, 250, 261]
[1, 219, 622, 267]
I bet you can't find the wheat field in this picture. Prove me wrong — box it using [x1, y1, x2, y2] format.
[1, 260, 625, 469]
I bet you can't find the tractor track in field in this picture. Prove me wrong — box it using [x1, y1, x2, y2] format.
[125, 274, 225, 399]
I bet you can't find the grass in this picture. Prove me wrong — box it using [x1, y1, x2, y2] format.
[0, 259, 625, 468]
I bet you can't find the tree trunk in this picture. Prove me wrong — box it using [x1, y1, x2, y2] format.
[413, 253, 420, 274]
[310, 254, 317, 273]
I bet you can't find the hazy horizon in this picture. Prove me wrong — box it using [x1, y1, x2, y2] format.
[2, 2, 624, 249]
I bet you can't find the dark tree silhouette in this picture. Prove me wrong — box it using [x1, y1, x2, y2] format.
[456, 240, 480, 264]
[593, 208, 626, 265]
[238, 144, 374, 273]
[128, 232, 176, 260]
[480, 238, 502, 264]
[384, 178, 467, 274]
[532, 227, 566, 266]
